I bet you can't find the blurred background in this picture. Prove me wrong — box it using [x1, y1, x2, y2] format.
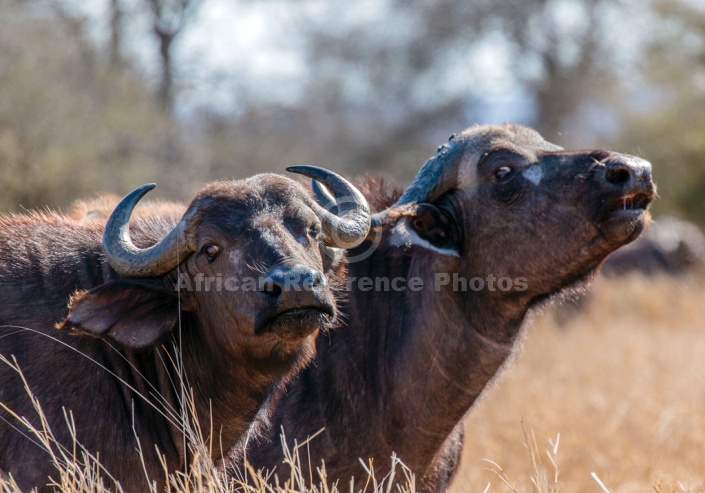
[3, 0, 705, 489]
[1, 0, 703, 224]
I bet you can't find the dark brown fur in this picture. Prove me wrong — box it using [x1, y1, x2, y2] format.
[0, 174, 346, 492]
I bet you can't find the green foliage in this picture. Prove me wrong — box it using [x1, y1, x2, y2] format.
[614, 0, 705, 227]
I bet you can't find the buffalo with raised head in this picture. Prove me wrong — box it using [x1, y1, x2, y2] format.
[239, 124, 656, 491]
[0, 168, 370, 492]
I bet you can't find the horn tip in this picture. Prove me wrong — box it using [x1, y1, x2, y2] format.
[286, 165, 320, 174]
[128, 183, 157, 196]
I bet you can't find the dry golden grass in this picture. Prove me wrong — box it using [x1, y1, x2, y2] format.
[0, 346, 416, 493]
[452, 274, 705, 493]
[3, 274, 705, 492]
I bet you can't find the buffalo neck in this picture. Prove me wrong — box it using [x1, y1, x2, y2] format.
[281, 242, 529, 483]
[177, 315, 290, 458]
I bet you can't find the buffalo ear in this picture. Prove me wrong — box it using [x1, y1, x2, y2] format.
[58, 281, 180, 349]
[405, 203, 459, 255]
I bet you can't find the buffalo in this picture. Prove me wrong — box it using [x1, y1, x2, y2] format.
[0, 168, 370, 492]
[236, 124, 656, 491]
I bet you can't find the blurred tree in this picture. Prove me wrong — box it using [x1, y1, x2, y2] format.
[109, 0, 125, 68]
[0, 2, 200, 211]
[490, 0, 620, 141]
[2, 0, 700, 228]
[240, 0, 630, 185]
[144, 0, 203, 112]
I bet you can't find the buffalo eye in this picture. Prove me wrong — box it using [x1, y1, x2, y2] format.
[494, 166, 513, 181]
[203, 245, 220, 263]
[308, 224, 321, 239]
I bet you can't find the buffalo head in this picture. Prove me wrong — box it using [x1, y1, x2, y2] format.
[62, 167, 370, 372]
[308, 124, 655, 349]
[362, 124, 655, 305]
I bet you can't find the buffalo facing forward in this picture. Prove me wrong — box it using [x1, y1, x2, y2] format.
[0, 168, 369, 491]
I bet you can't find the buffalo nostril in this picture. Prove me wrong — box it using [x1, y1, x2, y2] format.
[605, 164, 632, 186]
[311, 271, 324, 288]
[262, 276, 283, 297]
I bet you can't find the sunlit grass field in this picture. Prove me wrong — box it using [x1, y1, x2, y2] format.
[2, 274, 704, 492]
[452, 274, 705, 492]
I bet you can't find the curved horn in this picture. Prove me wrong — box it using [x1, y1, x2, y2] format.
[311, 179, 338, 215]
[286, 165, 370, 249]
[371, 137, 465, 227]
[103, 184, 193, 277]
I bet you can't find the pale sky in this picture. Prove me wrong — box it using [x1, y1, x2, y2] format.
[70, 0, 655, 129]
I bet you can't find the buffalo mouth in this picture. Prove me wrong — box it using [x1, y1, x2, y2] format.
[255, 305, 335, 340]
[603, 192, 652, 219]
[597, 187, 655, 244]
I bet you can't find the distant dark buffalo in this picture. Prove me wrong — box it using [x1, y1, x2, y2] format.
[603, 215, 705, 276]
[237, 124, 655, 491]
[0, 168, 370, 492]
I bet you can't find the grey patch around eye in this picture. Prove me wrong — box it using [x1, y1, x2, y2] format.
[522, 165, 543, 186]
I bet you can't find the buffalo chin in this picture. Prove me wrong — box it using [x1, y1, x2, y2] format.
[598, 209, 651, 247]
